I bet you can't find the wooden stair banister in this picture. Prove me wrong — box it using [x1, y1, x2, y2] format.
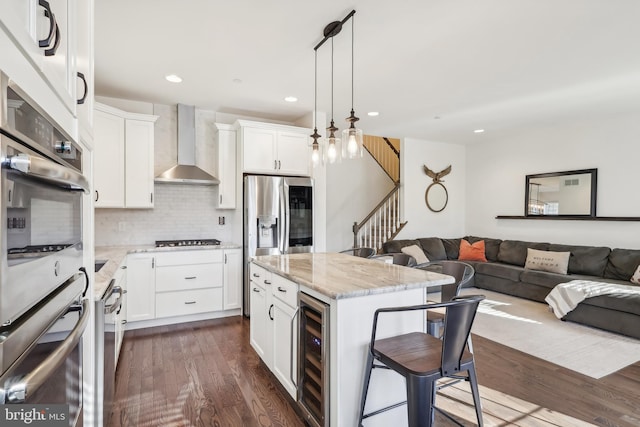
[353, 183, 407, 252]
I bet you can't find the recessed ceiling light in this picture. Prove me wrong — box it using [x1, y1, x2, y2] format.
[367, 112, 379, 117]
[284, 96, 298, 103]
[165, 74, 182, 83]
[474, 129, 485, 133]
[232, 78, 242, 84]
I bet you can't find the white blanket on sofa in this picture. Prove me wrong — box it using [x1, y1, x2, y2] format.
[545, 279, 640, 318]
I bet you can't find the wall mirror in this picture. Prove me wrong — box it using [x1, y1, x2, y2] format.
[425, 182, 448, 212]
[525, 169, 597, 217]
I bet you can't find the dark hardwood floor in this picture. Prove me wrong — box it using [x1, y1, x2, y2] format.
[109, 316, 640, 427]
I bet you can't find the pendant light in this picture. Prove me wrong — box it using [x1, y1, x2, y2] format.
[342, 14, 363, 159]
[326, 36, 341, 164]
[310, 50, 323, 167]
[311, 10, 359, 166]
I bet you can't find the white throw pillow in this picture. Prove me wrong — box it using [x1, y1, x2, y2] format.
[631, 265, 640, 285]
[524, 248, 571, 275]
[401, 244, 429, 264]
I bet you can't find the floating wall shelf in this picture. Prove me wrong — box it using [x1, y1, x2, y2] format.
[495, 216, 640, 222]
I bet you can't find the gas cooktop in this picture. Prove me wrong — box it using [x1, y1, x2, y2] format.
[155, 239, 221, 248]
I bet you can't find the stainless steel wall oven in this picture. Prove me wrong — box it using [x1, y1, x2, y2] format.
[0, 70, 89, 426]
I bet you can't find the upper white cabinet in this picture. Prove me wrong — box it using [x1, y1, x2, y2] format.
[94, 102, 157, 208]
[214, 123, 237, 209]
[0, 0, 92, 140]
[75, 0, 94, 139]
[237, 120, 311, 177]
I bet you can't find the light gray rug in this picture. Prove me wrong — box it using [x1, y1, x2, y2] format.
[460, 288, 640, 379]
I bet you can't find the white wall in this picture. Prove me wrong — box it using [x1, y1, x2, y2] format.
[325, 151, 395, 252]
[396, 138, 466, 240]
[465, 111, 640, 249]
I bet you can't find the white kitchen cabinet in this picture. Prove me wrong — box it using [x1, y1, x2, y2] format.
[75, 0, 94, 140]
[271, 275, 298, 398]
[238, 120, 311, 177]
[214, 123, 237, 209]
[249, 264, 271, 363]
[93, 107, 125, 207]
[276, 131, 311, 176]
[124, 119, 155, 208]
[154, 250, 224, 319]
[223, 249, 242, 310]
[249, 262, 299, 399]
[125, 254, 156, 322]
[94, 102, 157, 208]
[0, 1, 81, 139]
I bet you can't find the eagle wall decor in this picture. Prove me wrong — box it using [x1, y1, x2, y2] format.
[423, 164, 451, 212]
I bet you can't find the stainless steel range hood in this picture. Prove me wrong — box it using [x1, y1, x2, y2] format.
[155, 104, 219, 185]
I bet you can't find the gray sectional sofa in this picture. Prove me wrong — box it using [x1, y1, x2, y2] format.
[382, 236, 640, 339]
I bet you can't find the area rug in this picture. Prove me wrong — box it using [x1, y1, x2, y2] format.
[459, 288, 640, 379]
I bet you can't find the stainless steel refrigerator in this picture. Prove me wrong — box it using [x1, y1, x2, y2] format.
[244, 175, 314, 314]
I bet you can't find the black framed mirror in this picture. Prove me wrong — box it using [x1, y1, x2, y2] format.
[525, 169, 597, 217]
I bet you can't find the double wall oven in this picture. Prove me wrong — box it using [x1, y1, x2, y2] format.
[0, 71, 90, 426]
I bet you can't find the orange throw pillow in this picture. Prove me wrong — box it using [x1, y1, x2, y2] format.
[458, 239, 487, 262]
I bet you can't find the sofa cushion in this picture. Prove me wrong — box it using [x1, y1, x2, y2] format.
[466, 236, 502, 261]
[520, 270, 592, 289]
[416, 238, 447, 261]
[632, 265, 640, 285]
[400, 244, 429, 264]
[441, 238, 461, 260]
[604, 249, 640, 281]
[548, 244, 610, 277]
[382, 239, 419, 254]
[474, 262, 523, 282]
[524, 248, 570, 274]
[497, 240, 549, 266]
[579, 292, 640, 316]
[458, 239, 487, 262]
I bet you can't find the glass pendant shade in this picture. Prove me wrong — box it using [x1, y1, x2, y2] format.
[342, 124, 363, 159]
[326, 120, 341, 163]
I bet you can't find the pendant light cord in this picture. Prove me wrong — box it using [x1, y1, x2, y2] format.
[314, 50, 318, 129]
[331, 37, 334, 123]
[351, 15, 354, 110]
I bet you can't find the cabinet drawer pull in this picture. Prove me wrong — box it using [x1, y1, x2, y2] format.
[38, 0, 55, 48]
[252, 288, 260, 293]
[184, 301, 196, 305]
[184, 276, 196, 280]
[252, 273, 260, 277]
[264, 280, 272, 285]
[77, 72, 88, 105]
[277, 287, 287, 293]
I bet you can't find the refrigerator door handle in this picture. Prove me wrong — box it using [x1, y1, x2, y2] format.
[280, 180, 289, 254]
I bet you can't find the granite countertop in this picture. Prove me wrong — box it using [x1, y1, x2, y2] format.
[252, 253, 454, 299]
[93, 243, 242, 301]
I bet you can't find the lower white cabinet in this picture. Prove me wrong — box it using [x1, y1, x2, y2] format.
[154, 250, 223, 319]
[156, 288, 223, 318]
[124, 248, 241, 327]
[249, 262, 299, 398]
[125, 254, 156, 322]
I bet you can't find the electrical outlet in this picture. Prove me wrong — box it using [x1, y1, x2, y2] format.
[218, 216, 225, 225]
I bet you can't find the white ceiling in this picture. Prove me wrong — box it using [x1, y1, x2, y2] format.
[94, 0, 640, 144]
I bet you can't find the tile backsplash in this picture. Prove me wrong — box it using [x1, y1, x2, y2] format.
[95, 184, 238, 246]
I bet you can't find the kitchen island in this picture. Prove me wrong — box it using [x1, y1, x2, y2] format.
[251, 253, 454, 427]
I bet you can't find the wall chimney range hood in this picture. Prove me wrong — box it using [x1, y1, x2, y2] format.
[155, 104, 220, 185]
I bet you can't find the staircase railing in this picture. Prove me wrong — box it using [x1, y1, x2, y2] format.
[353, 183, 407, 252]
[363, 136, 401, 183]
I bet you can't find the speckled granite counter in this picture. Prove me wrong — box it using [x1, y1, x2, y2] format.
[253, 252, 453, 299]
[94, 243, 241, 301]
